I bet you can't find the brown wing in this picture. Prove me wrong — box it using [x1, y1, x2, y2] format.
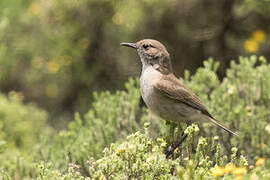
[154, 74, 238, 136]
[154, 74, 212, 117]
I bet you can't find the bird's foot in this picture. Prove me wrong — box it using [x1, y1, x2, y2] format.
[165, 134, 188, 158]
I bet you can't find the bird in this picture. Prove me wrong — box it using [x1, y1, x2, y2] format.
[120, 39, 238, 156]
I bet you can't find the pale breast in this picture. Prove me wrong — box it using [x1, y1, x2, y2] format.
[140, 66, 160, 106]
[140, 66, 200, 123]
[140, 67, 178, 120]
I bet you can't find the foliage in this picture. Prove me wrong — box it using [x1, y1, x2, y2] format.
[0, 91, 49, 179]
[32, 78, 144, 175]
[13, 126, 270, 180]
[1, 57, 270, 179]
[184, 56, 270, 161]
[0, 91, 48, 151]
[1, 0, 270, 122]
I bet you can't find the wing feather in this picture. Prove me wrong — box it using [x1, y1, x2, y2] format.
[154, 74, 238, 136]
[154, 74, 209, 115]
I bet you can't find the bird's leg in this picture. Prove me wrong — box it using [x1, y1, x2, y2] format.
[166, 131, 188, 158]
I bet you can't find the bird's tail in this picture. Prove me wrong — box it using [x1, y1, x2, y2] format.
[209, 117, 239, 137]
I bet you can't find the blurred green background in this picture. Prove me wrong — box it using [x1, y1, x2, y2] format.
[2, 1, 270, 178]
[0, 0, 270, 128]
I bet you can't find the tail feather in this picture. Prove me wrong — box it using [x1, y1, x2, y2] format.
[208, 117, 239, 137]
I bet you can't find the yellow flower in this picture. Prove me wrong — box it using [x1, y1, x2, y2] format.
[213, 136, 219, 141]
[118, 148, 125, 154]
[156, 137, 164, 142]
[244, 39, 258, 53]
[255, 158, 265, 166]
[252, 30, 266, 43]
[210, 166, 226, 177]
[144, 122, 150, 128]
[224, 163, 235, 173]
[28, 2, 40, 16]
[160, 142, 167, 148]
[233, 167, 247, 176]
[48, 60, 60, 73]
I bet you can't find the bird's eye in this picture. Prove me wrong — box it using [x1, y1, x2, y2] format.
[143, 44, 150, 49]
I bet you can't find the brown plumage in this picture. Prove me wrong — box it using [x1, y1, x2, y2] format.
[121, 39, 238, 136]
[155, 73, 237, 136]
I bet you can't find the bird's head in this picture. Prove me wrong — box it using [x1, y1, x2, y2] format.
[121, 39, 172, 74]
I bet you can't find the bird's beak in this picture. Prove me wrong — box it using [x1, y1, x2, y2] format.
[120, 42, 137, 49]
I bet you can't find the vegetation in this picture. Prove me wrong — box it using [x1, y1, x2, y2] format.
[1, 1, 270, 179]
[1, 57, 270, 179]
[1, 0, 270, 121]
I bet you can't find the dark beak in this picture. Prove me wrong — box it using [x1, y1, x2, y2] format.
[120, 42, 137, 49]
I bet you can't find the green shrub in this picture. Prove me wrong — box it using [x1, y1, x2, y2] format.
[0, 91, 49, 179]
[0, 91, 48, 150]
[34, 125, 270, 179]
[34, 78, 147, 175]
[3, 56, 270, 179]
[183, 56, 270, 161]
[33, 56, 270, 179]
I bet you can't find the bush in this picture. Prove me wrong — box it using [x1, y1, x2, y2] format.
[0, 91, 48, 151]
[34, 78, 146, 175]
[0, 91, 49, 179]
[2, 0, 270, 121]
[32, 126, 270, 179]
[184, 56, 270, 161]
[2, 56, 270, 179]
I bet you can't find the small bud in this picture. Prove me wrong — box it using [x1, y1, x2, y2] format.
[194, 125, 200, 132]
[152, 146, 158, 152]
[198, 137, 207, 146]
[184, 129, 189, 135]
[127, 134, 135, 140]
[156, 137, 164, 143]
[118, 148, 125, 154]
[144, 122, 150, 128]
[160, 142, 167, 148]
[134, 131, 140, 137]
[184, 157, 189, 161]
[228, 86, 234, 95]
[259, 56, 266, 64]
[213, 136, 219, 141]
[265, 124, 270, 135]
[231, 147, 238, 153]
